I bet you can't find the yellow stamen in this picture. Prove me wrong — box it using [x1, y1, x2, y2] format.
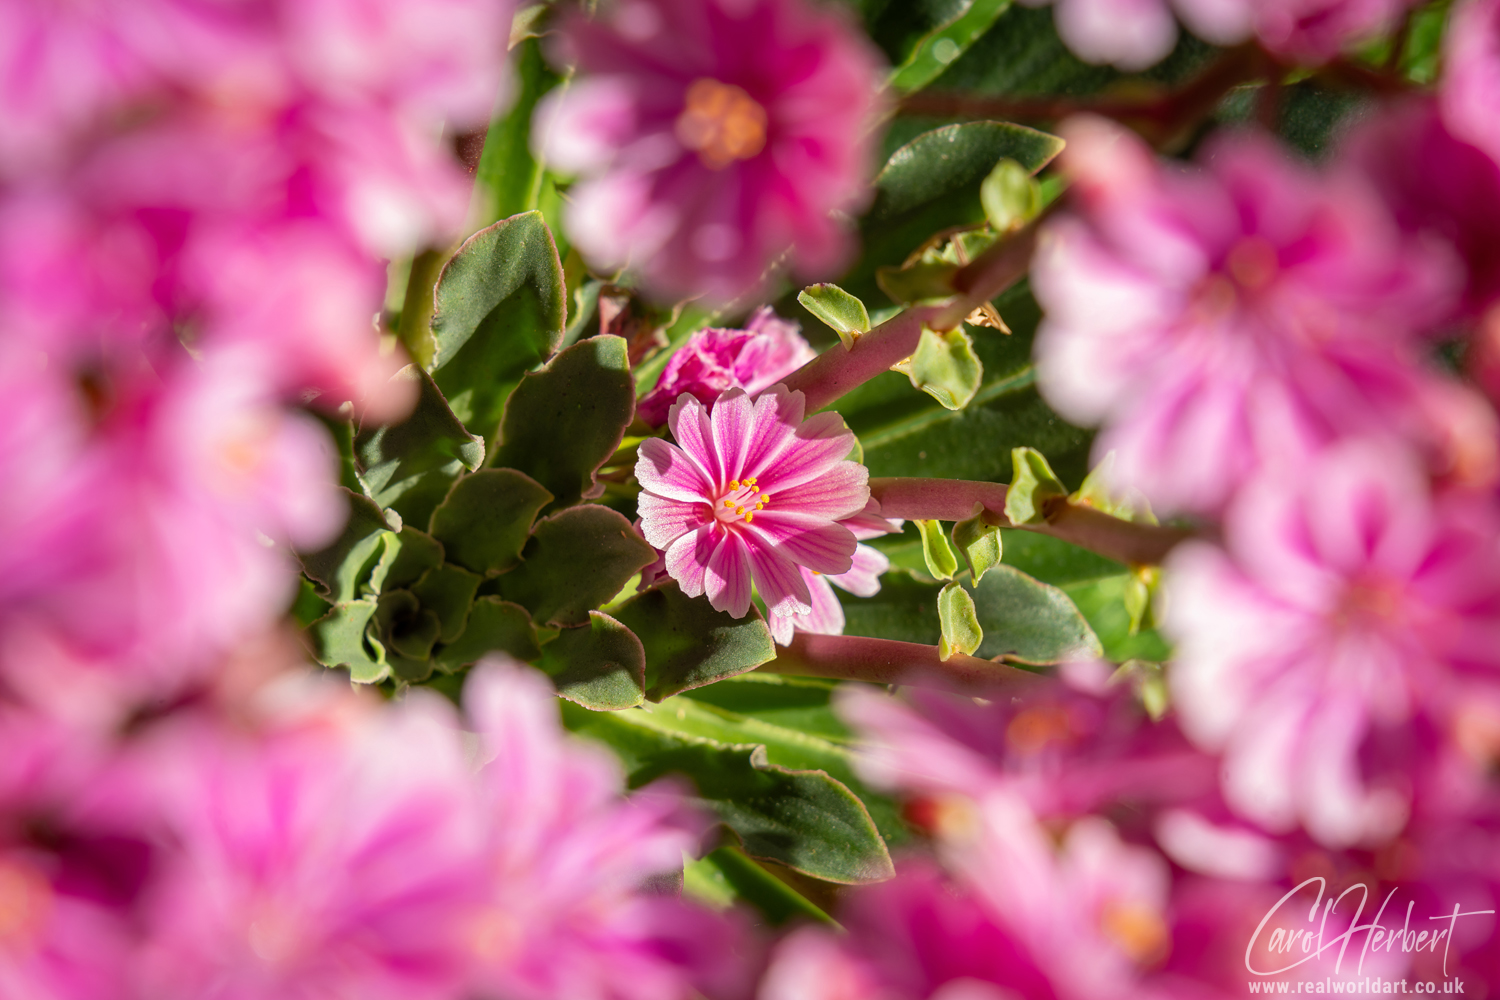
[730, 480, 740, 489]
[744, 511, 753, 523]
[756, 502, 764, 510]
[724, 500, 736, 508]
[760, 494, 771, 504]
[735, 506, 745, 515]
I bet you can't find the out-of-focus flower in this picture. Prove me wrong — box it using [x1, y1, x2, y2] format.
[1442, 0, 1500, 169]
[463, 661, 747, 1000]
[536, 0, 884, 304]
[1017, 0, 1182, 71]
[1032, 116, 1468, 515]
[1164, 440, 1500, 848]
[634, 386, 868, 619]
[637, 308, 815, 428]
[767, 500, 901, 646]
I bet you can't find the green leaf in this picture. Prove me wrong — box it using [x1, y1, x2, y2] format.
[683, 846, 835, 925]
[937, 580, 983, 660]
[886, 0, 1014, 93]
[868, 122, 1064, 225]
[611, 585, 778, 701]
[560, 703, 895, 884]
[964, 563, 1101, 664]
[1004, 446, 1067, 525]
[367, 526, 445, 594]
[1069, 452, 1157, 524]
[430, 211, 567, 443]
[679, 673, 852, 743]
[497, 504, 657, 627]
[433, 596, 542, 670]
[1061, 575, 1173, 663]
[373, 589, 441, 662]
[980, 158, 1042, 234]
[308, 599, 388, 684]
[410, 563, 482, 643]
[489, 336, 635, 509]
[297, 489, 400, 604]
[798, 283, 870, 350]
[874, 259, 962, 305]
[428, 469, 554, 575]
[891, 326, 983, 410]
[536, 611, 646, 710]
[952, 514, 1003, 583]
[916, 519, 958, 581]
[355, 365, 485, 529]
[840, 568, 943, 643]
[472, 37, 564, 226]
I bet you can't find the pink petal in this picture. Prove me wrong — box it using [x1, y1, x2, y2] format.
[636, 491, 708, 550]
[768, 607, 795, 646]
[828, 544, 889, 598]
[766, 460, 869, 521]
[667, 394, 722, 482]
[750, 511, 857, 577]
[709, 387, 755, 483]
[665, 525, 717, 598]
[741, 530, 814, 617]
[704, 532, 754, 618]
[739, 384, 805, 477]
[750, 411, 856, 495]
[843, 499, 904, 541]
[636, 438, 714, 503]
[798, 572, 846, 635]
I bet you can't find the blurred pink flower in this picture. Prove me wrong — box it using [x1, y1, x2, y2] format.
[1032, 116, 1467, 514]
[536, 0, 884, 304]
[1442, 0, 1500, 168]
[634, 386, 868, 618]
[1164, 441, 1500, 848]
[1018, 0, 1182, 71]
[768, 500, 902, 646]
[463, 661, 747, 1000]
[637, 308, 815, 428]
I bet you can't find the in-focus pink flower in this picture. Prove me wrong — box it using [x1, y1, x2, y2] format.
[637, 308, 815, 428]
[536, 0, 885, 304]
[1164, 440, 1500, 848]
[463, 660, 747, 1000]
[634, 386, 869, 619]
[1031, 116, 1468, 515]
[767, 500, 901, 646]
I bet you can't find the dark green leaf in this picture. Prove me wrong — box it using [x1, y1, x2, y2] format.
[840, 569, 943, 644]
[430, 211, 567, 442]
[410, 563, 482, 643]
[537, 611, 646, 710]
[368, 526, 445, 594]
[683, 846, 835, 926]
[355, 365, 485, 529]
[472, 38, 565, 226]
[433, 597, 543, 670]
[297, 489, 400, 604]
[561, 703, 895, 884]
[678, 673, 852, 743]
[868, 121, 1064, 224]
[428, 469, 554, 575]
[490, 335, 635, 508]
[308, 599, 388, 684]
[886, 0, 1014, 93]
[611, 584, 778, 701]
[497, 504, 656, 627]
[965, 563, 1102, 663]
[373, 589, 440, 662]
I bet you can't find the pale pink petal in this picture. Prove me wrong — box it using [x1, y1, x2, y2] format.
[636, 437, 714, 503]
[827, 544, 889, 598]
[797, 572, 846, 635]
[704, 531, 753, 618]
[739, 384, 805, 479]
[636, 491, 707, 550]
[750, 511, 857, 577]
[842, 499, 904, 541]
[666, 394, 721, 481]
[750, 411, 857, 495]
[741, 530, 814, 617]
[764, 460, 869, 521]
[709, 387, 755, 483]
[664, 525, 717, 598]
[768, 608, 795, 646]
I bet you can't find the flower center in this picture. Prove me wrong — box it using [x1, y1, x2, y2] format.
[675, 78, 768, 170]
[1225, 236, 1279, 291]
[1100, 899, 1170, 966]
[715, 477, 770, 525]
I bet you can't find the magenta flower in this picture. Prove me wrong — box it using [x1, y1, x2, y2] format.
[1031, 116, 1466, 515]
[1164, 440, 1500, 848]
[1445, 0, 1500, 172]
[1176, 0, 1418, 63]
[635, 386, 870, 620]
[767, 500, 901, 647]
[1018, 0, 1183, 71]
[636, 308, 815, 428]
[536, 0, 885, 304]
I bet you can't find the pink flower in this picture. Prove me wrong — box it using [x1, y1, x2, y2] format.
[1017, 0, 1182, 71]
[634, 386, 870, 619]
[463, 661, 748, 1000]
[767, 500, 901, 646]
[1031, 116, 1466, 515]
[637, 308, 815, 428]
[1445, 0, 1500, 172]
[536, 0, 885, 304]
[1163, 440, 1500, 848]
[1177, 0, 1418, 63]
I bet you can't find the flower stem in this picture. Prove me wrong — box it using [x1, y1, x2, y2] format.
[868, 477, 1192, 566]
[761, 633, 1044, 693]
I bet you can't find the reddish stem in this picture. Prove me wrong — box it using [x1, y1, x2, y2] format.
[762, 633, 1044, 694]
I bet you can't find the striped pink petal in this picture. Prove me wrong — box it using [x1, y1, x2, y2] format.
[705, 532, 754, 618]
[666, 394, 722, 482]
[766, 461, 870, 521]
[828, 544, 890, 598]
[636, 492, 706, 551]
[636, 438, 714, 503]
[750, 510, 858, 577]
[664, 526, 717, 598]
[750, 410, 859, 495]
[742, 531, 814, 618]
[709, 388, 757, 483]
